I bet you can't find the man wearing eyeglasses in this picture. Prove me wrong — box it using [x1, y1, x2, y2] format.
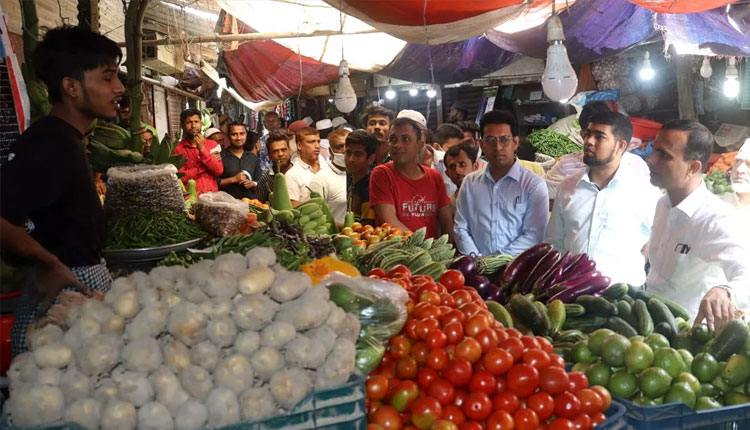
[454, 110, 549, 256]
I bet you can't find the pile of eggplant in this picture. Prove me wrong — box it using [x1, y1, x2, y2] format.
[497, 243, 611, 304]
[448, 255, 505, 302]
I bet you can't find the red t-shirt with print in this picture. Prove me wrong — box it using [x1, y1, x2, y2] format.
[370, 161, 450, 238]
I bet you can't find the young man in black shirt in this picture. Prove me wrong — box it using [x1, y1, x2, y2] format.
[256, 132, 294, 204]
[0, 26, 124, 354]
[218, 122, 262, 200]
[344, 130, 378, 225]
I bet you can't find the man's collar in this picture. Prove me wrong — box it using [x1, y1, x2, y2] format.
[672, 181, 709, 218]
[483, 158, 521, 182]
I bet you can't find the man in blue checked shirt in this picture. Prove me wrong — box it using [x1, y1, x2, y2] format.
[454, 111, 549, 256]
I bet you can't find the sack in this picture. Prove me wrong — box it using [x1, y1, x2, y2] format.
[104, 164, 185, 216]
[194, 191, 248, 236]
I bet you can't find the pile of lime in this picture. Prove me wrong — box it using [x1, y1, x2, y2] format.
[705, 170, 733, 195]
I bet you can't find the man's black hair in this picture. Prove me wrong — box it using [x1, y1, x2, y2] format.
[180, 108, 202, 125]
[479, 110, 518, 138]
[33, 26, 122, 103]
[444, 142, 478, 167]
[390, 117, 423, 139]
[579, 100, 614, 130]
[457, 121, 479, 134]
[586, 111, 633, 145]
[265, 132, 289, 152]
[361, 105, 395, 126]
[661, 120, 714, 172]
[345, 129, 378, 156]
[227, 121, 246, 133]
[434, 123, 464, 145]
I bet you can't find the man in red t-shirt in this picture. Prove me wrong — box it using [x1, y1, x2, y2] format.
[370, 117, 453, 239]
[174, 108, 224, 194]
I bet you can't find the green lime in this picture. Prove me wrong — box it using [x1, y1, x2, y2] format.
[724, 391, 750, 405]
[653, 348, 686, 379]
[630, 335, 645, 343]
[678, 349, 694, 370]
[713, 375, 731, 394]
[722, 354, 750, 387]
[645, 333, 670, 351]
[586, 363, 613, 387]
[625, 341, 654, 374]
[677, 372, 701, 395]
[691, 324, 713, 344]
[602, 334, 631, 368]
[671, 332, 693, 352]
[572, 340, 597, 364]
[639, 367, 673, 399]
[699, 383, 719, 398]
[665, 382, 697, 408]
[588, 329, 615, 356]
[608, 370, 638, 399]
[695, 396, 722, 410]
[692, 353, 720, 383]
[632, 393, 659, 406]
[572, 362, 592, 373]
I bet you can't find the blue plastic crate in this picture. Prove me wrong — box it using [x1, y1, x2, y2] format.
[1, 375, 366, 430]
[598, 400, 627, 430]
[614, 398, 750, 430]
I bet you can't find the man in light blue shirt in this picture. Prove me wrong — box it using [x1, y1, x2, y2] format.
[545, 111, 661, 286]
[454, 110, 549, 256]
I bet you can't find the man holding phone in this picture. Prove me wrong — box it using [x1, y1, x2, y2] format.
[174, 108, 224, 194]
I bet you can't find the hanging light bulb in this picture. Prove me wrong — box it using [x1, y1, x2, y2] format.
[409, 87, 418, 97]
[724, 57, 740, 98]
[385, 80, 396, 100]
[426, 87, 437, 98]
[639, 51, 655, 81]
[541, 15, 578, 103]
[700, 57, 713, 79]
[334, 60, 357, 113]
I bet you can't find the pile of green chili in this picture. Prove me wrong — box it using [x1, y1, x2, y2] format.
[527, 128, 581, 158]
[106, 210, 205, 249]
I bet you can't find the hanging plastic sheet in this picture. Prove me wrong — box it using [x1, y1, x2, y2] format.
[626, 0, 736, 14]
[658, 7, 750, 56]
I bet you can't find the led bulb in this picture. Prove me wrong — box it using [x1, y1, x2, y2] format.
[639, 52, 654, 81]
[385, 87, 396, 100]
[700, 57, 713, 79]
[725, 57, 740, 98]
[334, 60, 357, 113]
[426, 87, 437, 98]
[217, 85, 223, 98]
[409, 87, 418, 97]
[542, 42, 578, 102]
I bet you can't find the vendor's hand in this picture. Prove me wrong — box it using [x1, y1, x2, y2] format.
[232, 172, 245, 184]
[32, 258, 90, 320]
[694, 286, 737, 333]
[193, 134, 206, 152]
[240, 180, 256, 189]
[212, 152, 222, 162]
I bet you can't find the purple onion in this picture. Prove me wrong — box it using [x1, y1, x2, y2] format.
[449, 255, 477, 278]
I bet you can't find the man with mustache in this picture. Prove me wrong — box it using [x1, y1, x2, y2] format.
[174, 108, 224, 194]
[361, 105, 395, 166]
[646, 120, 750, 333]
[724, 140, 750, 217]
[545, 111, 662, 286]
[444, 143, 479, 217]
[285, 127, 327, 206]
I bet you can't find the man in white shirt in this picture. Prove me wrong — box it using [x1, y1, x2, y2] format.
[724, 139, 750, 217]
[433, 123, 466, 196]
[310, 129, 349, 224]
[546, 111, 662, 286]
[285, 127, 328, 206]
[646, 120, 750, 332]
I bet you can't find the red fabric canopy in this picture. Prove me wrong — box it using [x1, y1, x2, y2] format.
[336, 0, 525, 25]
[626, 0, 736, 13]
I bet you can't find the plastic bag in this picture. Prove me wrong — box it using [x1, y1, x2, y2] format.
[104, 164, 185, 216]
[194, 191, 248, 236]
[319, 272, 408, 374]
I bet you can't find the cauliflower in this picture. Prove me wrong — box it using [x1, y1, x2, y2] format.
[201, 270, 238, 299]
[149, 265, 179, 289]
[307, 325, 337, 356]
[33, 342, 72, 368]
[163, 339, 191, 373]
[191, 340, 221, 372]
[8, 384, 65, 426]
[7, 352, 37, 384]
[101, 314, 125, 334]
[237, 266, 275, 295]
[180, 283, 210, 304]
[337, 313, 362, 344]
[79, 299, 114, 324]
[232, 294, 278, 330]
[206, 387, 241, 428]
[92, 378, 119, 403]
[275, 295, 330, 330]
[285, 334, 327, 369]
[175, 399, 208, 430]
[62, 317, 101, 349]
[100, 400, 137, 430]
[270, 367, 312, 410]
[117, 372, 154, 407]
[152, 366, 190, 413]
[65, 398, 101, 430]
[315, 338, 356, 389]
[207, 316, 238, 347]
[128, 270, 153, 291]
[199, 298, 232, 319]
[213, 252, 248, 274]
[123, 337, 162, 372]
[186, 259, 214, 284]
[215, 354, 254, 394]
[36, 367, 62, 386]
[269, 270, 311, 302]
[125, 305, 167, 339]
[239, 387, 278, 421]
[104, 278, 139, 318]
[61, 366, 92, 400]
[246, 246, 276, 268]
[167, 301, 207, 346]
[250, 347, 284, 381]
[181, 365, 213, 400]
[260, 321, 296, 348]
[28, 324, 63, 351]
[137, 402, 174, 430]
[234, 331, 260, 356]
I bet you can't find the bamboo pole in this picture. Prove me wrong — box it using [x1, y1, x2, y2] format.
[116, 28, 381, 47]
[124, 0, 150, 153]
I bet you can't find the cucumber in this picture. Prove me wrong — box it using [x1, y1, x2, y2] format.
[576, 295, 618, 317]
[547, 300, 566, 335]
[562, 316, 608, 332]
[655, 321, 675, 339]
[534, 301, 553, 336]
[565, 304, 586, 318]
[627, 288, 690, 320]
[621, 295, 635, 305]
[510, 294, 549, 336]
[486, 301, 513, 329]
[617, 301, 639, 329]
[557, 330, 588, 343]
[648, 298, 678, 339]
[606, 317, 639, 338]
[633, 299, 654, 336]
[711, 319, 750, 361]
[603, 283, 629, 299]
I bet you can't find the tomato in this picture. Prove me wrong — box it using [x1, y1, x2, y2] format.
[439, 270, 465, 291]
[514, 408, 540, 430]
[380, 366, 396, 379]
[441, 404, 466, 426]
[520, 336, 541, 351]
[499, 337, 524, 362]
[577, 388, 604, 416]
[458, 303, 482, 317]
[386, 378, 402, 402]
[527, 392, 555, 420]
[371, 405, 404, 430]
[368, 268, 387, 277]
[554, 392, 582, 420]
[548, 418, 576, 430]
[411, 397, 443, 430]
[459, 422, 484, 430]
[549, 353, 567, 368]
[427, 348, 449, 371]
[475, 329, 499, 352]
[391, 381, 420, 412]
[405, 319, 420, 340]
[418, 283, 440, 295]
[440, 293, 457, 307]
[420, 290, 442, 306]
[505, 327, 522, 338]
[483, 348, 514, 375]
[486, 410, 515, 430]
[453, 389, 468, 407]
[522, 349, 551, 369]
[507, 364, 540, 398]
[591, 412, 607, 425]
[495, 328, 510, 343]
[418, 368, 439, 390]
[568, 371, 589, 394]
[437, 306, 453, 317]
[368, 424, 385, 430]
[443, 358, 474, 387]
[430, 420, 459, 430]
[427, 379, 457, 406]
[495, 375, 508, 393]
[444, 322, 464, 344]
[574, 413, 593, 430]
[396, 355, 418, 379]
[536, 336, 554, 354]
[445, 344, 456, 360]
[468, 370, 497, 396]
[367, 375, 390, 401]
[414, 303, 440, 320]
[591, 386, 611, 411]
[412, 341, 430, 364]
[540, 366, 570, 396]
[440, 310, 465, 327]
[492, 391, 520, 414]
[451, 290, 473, 307]
[390, 335, 412, 359]
[462, 392, 492, 421]
[426, 330, 448, 349]
[388, 265, 412, 278]
[416, 318, 440, 340]
[455, 338, 482, 363]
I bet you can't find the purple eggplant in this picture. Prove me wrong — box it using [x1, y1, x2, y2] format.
[469, 275, 491, 298]
[561, 254, 588, 277]
[486, 284, 504, 303]
[549, 275, 611, 303]
[560, 259, 596, 283]
[450, 255, 477, 278]
[562, 270, 601, 287]
[501, 243, 552, 287]
[519, 250, 560, 294]
[540, 264, 565, 291]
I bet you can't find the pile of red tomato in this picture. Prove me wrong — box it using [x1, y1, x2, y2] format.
[365, 266, 612, 430]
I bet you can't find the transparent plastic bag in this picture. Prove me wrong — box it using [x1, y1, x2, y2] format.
[194, 191, 249, 236]
[104, 164, 185, 215]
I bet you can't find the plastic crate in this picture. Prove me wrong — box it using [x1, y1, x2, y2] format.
[614, 398, 750, 430]
[598, 400, 627, 430]
[0, 375, 366, 430]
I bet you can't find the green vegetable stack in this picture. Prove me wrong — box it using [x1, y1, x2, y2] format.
[527, 128, 581, 158]
[705, 170, 733, 196]
[296, 192, 339, 236]
[106, 209, 205, 249]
